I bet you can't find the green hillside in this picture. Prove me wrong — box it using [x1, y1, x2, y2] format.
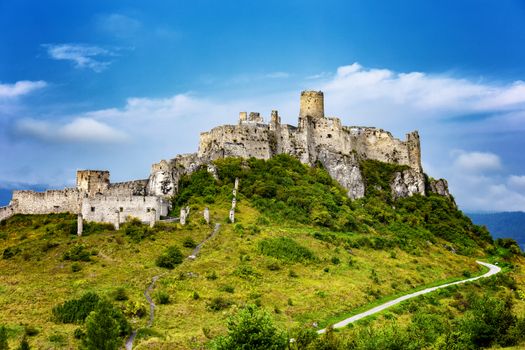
[0, 155, 523, 349]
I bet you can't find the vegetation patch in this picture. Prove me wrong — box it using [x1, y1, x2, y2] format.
[258, 237, 316, 263]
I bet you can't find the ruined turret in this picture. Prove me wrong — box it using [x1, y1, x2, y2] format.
[300, 90, 324, 119]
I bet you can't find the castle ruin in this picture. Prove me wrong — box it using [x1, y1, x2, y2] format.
[0, 91, 450, 227]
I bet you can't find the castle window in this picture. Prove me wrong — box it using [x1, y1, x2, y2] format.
[120, 207, 123, 212]
[327, 134, 332, 138]
[91, 207, 95, 212]
[147, 208, 151, 213]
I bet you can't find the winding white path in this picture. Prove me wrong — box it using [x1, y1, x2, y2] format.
[318, 260, 501, 334]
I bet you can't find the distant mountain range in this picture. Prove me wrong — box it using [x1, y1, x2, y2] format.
[467, 212, 525, 251]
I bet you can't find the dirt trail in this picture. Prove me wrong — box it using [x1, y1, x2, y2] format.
[125, 223, 221, 349]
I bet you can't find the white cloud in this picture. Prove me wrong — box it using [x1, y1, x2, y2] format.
[0, 81, 47, 98]
[43, 44, 115, 72]
[15, 117, 127, 143]
[508, 175, 525, 192]
[452, 151, 502, 173]
[319, 63, 525, 131]
[5, 62, 525, 211]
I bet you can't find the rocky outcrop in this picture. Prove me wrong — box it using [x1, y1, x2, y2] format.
[429, 178, 451, 198]
[317, 149, 365, 200]
[390, 169, 426, 199]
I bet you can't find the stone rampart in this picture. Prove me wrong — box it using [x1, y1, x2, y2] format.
[81, 195, 169, 225]
[10, 189, 82, 215]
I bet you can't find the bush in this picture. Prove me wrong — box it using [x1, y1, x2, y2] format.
[2, 246, 21, 259]
[155, 246, 183, 269]
[219, 285, 235, 294]
[113, 288, 128, 301]
[52, 292, 101, 324]
[234, 265, 261, 280]
[211, 304, 288, 350]
[258, 237, 316, 263]
[207, 297, 232, 311]
[71, 262, 82, 272]
[24, 325, 39, 337]
[182, 237, 197, 248]
[122, 218, 154, 242]
[154, 291, 171, 305]
[63, 244, 91, 262]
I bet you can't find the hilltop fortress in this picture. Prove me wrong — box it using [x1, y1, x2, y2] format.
[0, 91, 450, 227]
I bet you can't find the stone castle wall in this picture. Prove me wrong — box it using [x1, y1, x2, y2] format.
[81, 195, 169, 225]
[10, 189, 82, 215]
[148, 90, 428, 199]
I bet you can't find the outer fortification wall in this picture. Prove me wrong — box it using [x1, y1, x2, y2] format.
[81, 195, 169, 225]
[107, 179, 149, 196]
[10, 189, 82, 215]
[0, 205, 15, 222]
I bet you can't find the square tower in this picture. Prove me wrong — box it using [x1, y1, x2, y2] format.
[76, 170, 110, 196]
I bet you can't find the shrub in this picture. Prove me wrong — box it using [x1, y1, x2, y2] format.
[123, 301, 147, 318]
[206, 271, 218, 280]
[52, 292, 101, 324]
[211, 304, 287, 350]
[63, 244, 91, 262]
[154, 291, 171, 305]
[207, 297, 232, 311]
[122, 218, 154, 242]
[24, 325, 39, 337]
[331, 256, 341, 265]
[2, 246, 21, 259]
[71, 262, 82, 272]
[113, 288, 128, 301]
[182, 237, 197, 248]
[234, 265, 261, 280]
[155, 246, 183, 269]
[219, 285, 235, 294]
[258, 237, 316, 263]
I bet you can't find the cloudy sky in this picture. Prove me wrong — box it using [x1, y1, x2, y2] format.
[1, 0, 525, 212]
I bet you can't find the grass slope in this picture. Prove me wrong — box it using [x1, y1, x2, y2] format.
[0, 155, 516, 349]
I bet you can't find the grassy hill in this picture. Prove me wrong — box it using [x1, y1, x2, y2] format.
[0, 155, 523, 349]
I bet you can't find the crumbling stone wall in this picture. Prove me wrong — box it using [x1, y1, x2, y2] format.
[81, 195, 169, 226]
[148, 90, 432, 200]
[10, 189, 82, 215]
[76, 170, 110, 196]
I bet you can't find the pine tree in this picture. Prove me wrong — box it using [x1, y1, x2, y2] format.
[0, 326, 8, 350]
[84, 301, 121, 350]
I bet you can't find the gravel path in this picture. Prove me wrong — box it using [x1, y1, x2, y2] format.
[125, 275, 161, 350]
[318, 260, 501, 334]
[188, 223, 221, 259]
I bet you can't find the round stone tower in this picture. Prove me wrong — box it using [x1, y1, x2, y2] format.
[299, 90, 324, 119]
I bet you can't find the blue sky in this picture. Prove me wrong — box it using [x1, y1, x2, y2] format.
[1, 0, 525, 212]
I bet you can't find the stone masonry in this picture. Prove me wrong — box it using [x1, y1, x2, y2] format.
[0, 90, 452, 226]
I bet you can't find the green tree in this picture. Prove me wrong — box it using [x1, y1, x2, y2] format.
[0, 325, 8, 350]
[212, 304, 288, 350]
[84, 300, 127, 350]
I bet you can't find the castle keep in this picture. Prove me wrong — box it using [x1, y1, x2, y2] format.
[0, 91, 450, 227]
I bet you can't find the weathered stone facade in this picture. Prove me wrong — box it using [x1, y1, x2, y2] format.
[148, 90, 439, 200]
[0, 171, 168, 226]
[0, 90, 451, 226]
